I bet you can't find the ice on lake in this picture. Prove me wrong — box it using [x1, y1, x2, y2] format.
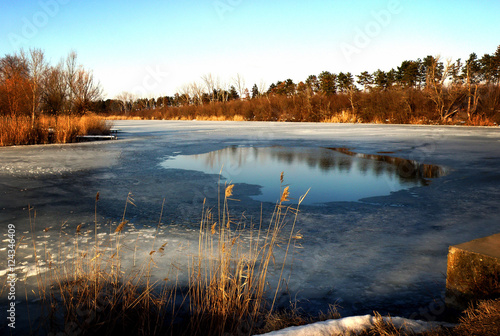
[1, 120, 499, 324]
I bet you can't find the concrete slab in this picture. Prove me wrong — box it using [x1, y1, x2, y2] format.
[446, 233, 500, 311]
[453, 233, 500, 259]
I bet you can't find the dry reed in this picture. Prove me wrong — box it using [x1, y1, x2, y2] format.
[186, 176, 307, 335]
[0, 114, 111, 146]
[321, 110, 360, 123]
[24, 174, 308, 335]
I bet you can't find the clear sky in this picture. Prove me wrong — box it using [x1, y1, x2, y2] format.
[1, 0, 499, 99]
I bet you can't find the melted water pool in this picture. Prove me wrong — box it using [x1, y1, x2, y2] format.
[160, 146, 447, 205]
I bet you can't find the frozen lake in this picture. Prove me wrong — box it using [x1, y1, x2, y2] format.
[1, 120, 499, 322]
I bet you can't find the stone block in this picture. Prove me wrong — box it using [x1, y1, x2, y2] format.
[445, 233, 500, 311]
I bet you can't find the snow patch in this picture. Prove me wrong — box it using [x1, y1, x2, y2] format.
[255, 315, 451, 336]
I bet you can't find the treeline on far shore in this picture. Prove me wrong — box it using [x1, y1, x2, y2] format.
[1, 47, 500, 142]
[106, 86, 500, 125]
[101, 46, 500, 125]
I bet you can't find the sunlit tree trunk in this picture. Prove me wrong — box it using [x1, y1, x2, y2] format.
[25, 48, 47, 127]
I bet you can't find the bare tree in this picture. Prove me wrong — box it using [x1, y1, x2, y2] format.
[72, 68, 103, 113]
[190, 81, 204, 106]
[218, 78, 229, 102]
[233, 73, 246, 99]
[465, 55, 481, 119]
[116, 91, 136, 113]
[258, 80, 267, 98]
[201, 73, 216, 103]
[178, 84, 191, 106]
[41, 61, 67, 114]
[24, 48, 48, 126]
[65, 50, 78, 112]
[62, 51, 102, 113]
[425, 56, 466, 121]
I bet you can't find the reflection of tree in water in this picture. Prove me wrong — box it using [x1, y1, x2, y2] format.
[358, 158, 370, 175]
[327, 147, 447, 183]
[319, 157, 336, 171]
[199, 146, 247, 170]
[306, 156, 317, 169]
[189, 146, 447, 186]
[373, 161, 385, 176]
[279, 152, 295, 164]
[337, 157, 352, 172]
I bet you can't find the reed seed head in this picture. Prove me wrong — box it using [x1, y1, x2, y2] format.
[115, 220, 127, 233]
[280, 171, 284, 184]
[225, 184, 234, 198]
[280, 186, 290, 203]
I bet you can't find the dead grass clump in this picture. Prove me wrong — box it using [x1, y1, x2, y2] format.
[465, 115, 496, 126]
[362, 313, 417, 336]
[258, 304, 341, 334]
[49, 276, 169, 336]
[321, 110, 359, 123]
[259, 308, 310, 333]
[355, 300, 500, 336]
[355, 314, 452, 336]
[453, 298, 500, 336]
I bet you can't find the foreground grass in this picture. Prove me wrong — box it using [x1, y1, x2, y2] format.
[13, 181, 500, 335]
[357, 299, 500, 336]
[27, 182, 314, 335]
[0, 114, 112, 146]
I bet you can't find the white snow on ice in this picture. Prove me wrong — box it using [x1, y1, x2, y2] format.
[255, 314, 453, 336]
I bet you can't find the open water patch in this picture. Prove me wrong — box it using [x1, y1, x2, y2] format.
[160, 146, 447, 205]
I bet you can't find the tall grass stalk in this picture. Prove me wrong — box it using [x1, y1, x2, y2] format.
[187, 177, 305, 335]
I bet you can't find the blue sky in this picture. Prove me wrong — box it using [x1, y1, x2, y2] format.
[1, 0, 499, 99]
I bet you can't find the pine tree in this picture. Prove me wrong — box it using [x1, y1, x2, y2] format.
[318, 71, 336, 95]
[251, 83, 259, 98]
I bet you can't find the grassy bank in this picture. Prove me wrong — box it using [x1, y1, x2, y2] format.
[0, 114, 112, 146]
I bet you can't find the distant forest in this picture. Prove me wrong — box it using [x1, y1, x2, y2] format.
[1, 46, 499, 125]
